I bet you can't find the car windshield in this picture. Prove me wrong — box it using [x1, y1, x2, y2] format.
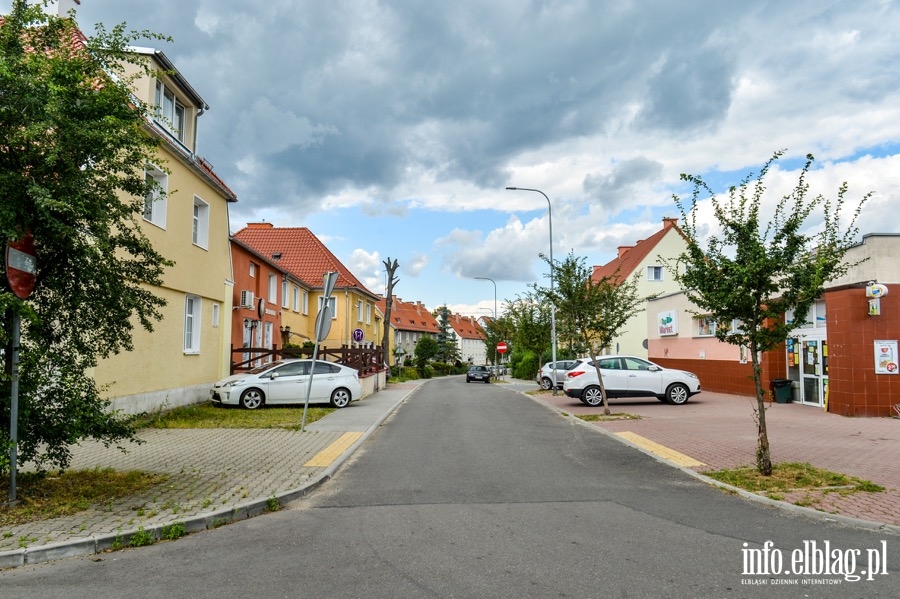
[470, 366, 488, 371]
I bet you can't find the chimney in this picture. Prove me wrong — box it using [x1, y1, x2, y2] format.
[247, 222, 274, 229]
[617, 245, 633, 259]
[662, 217, 678, 229]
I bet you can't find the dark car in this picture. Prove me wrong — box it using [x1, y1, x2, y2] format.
[466, 365, 492, 383]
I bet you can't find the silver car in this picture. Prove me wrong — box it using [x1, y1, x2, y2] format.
[562, 355, 701, 405]
[536, 360, 579, 390]
[210, 359, 362, 409]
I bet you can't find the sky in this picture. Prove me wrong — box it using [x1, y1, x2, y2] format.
[13, 1, 900, 317]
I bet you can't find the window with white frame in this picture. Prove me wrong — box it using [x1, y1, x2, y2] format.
[142, 166, 167, 228]
[212, 303, 220, 328]
[268, 274, 277, 304]
[155, 80, 186, 143]
[292, 286, 300, 312]
[647, 266, 664, 281]
[249, 262, 257, 277]
[184, 294, 201, 353]
[192, 196, 209, 248]
[318, 296, 337, 318]
[302, 290, 309, 315]
[366, 303, 371, 324]
[696, 315, 716, 337]
[282, 280, 289, 308]
[357, 300, 363, 322]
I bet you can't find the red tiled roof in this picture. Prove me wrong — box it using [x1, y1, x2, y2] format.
[448, 313, 485, 340]
[375, 296, 440, 333]
[233, 224, 377, 298]
[591, 217, 684, 283]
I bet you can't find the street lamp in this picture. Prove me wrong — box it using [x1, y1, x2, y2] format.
[506, 186, 558, 394]
[474, 276, 498, 375]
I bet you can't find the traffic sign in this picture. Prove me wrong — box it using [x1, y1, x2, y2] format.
[496, 341, 508, 354]
[5, 231, 37, 299]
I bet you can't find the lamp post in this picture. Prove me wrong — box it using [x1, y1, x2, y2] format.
[474, 276, 498, 375]
[506, 187, 558, 394]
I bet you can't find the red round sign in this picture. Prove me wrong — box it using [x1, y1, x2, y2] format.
[5, 231, 37, 299]
[496, 341, 508, 354]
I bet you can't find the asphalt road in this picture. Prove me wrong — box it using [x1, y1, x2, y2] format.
[1, 377, 897, 598]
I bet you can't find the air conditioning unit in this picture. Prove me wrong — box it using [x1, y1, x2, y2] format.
[239, 290, 255, 308]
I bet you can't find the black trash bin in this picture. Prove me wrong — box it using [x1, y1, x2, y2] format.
[771, 379, 792, 403]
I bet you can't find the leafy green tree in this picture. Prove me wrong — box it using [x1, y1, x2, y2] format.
[541, 252, 644, 414]
[671, 151, 868, 475]
[433, 305, 460, 363]
[1, 2, 172, 476]
[504, 291, 552, 380]
[413, 335, 439, 370]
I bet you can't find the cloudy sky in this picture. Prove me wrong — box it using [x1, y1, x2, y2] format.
[20, 1, 900, 316]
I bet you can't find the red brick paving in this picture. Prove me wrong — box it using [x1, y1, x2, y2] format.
[534, 389, 900, 527]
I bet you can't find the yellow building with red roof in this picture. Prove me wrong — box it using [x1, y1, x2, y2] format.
[375, 296, 440, 367]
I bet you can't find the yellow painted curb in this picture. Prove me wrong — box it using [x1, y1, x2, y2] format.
[615, 431, 705, 468]
[304, 432, 364, 467]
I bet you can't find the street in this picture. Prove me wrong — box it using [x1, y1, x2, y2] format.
[1, 377, 897, 598]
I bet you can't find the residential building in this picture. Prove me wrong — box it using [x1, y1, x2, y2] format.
[591, 217, 689, 357]
[648, 233, 900, 417]
[448, 313, 487, 364]
[376, 297, 440, 366]
[93, 46, 237, 413]
[233, 224, 381, 351]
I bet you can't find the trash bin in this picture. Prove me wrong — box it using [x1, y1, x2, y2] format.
[771, 379, 792, 403]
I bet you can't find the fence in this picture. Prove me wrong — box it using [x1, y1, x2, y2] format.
[231, 344, 384, 376]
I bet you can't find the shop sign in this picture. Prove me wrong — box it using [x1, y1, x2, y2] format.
[874, 340, 898, 374]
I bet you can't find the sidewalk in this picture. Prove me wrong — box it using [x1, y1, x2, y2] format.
[510, 378, 900, 532]
[0, 380, 425, 569]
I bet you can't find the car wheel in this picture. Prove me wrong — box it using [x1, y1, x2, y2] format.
[666, 383, 690, 405]
[466, 378, 471, 383]
[330, 388, 351, 408]
[583, 386, 603, 406]
[484, 378, 490, 384]
[239, 388, 264, 410]
[540, 377, 553, 390]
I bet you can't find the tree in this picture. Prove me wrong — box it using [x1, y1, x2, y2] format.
[504, 291, 552, 380]
[380, 257, 399, 368]
[1, 2, 173, 476]
[541, 252, 645, 414]
[671, 151, 868, 475]
[413, 336, 439, 370]
[433, 305, 460, 363]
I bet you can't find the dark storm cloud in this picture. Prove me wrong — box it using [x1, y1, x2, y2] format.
[583, 156, 664, 208]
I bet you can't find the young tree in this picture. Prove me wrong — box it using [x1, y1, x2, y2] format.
[1, 2, 172, 475]
[671, 151, 868, 475]
[541, 252, 645, 414]
[504, 291, 552, 379]
[413, 335, 439, 370]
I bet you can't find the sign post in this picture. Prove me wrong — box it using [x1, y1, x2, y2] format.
[496, 341, 508, 380]
[302, 271, 339, 431]
[5, 232, 38, 503]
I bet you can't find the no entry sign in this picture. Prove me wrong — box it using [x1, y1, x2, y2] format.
[5, 231, 37, 299]
[496, 341, 508, 354]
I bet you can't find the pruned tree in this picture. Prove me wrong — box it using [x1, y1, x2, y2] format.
[541, 252, 645, 414]
[381, 257, 399, 370]
[670, 151, 868, 475]
[1, 2, 173, 477]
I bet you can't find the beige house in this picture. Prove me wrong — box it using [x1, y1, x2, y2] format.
[93, 47, 237, 413]
[590, 217, 689, 357]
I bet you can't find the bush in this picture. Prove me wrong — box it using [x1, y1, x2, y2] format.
[420, 365, 434, 379]
[401, 367, 419, 380]
[513, 350, 539, 381]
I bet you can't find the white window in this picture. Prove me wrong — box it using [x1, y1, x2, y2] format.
[318, 296, 337, 318]
[357, 300, 364, 322]
[292, 286, 300, 312]
[302, 291, 309, 315]
[212, 303, 220, 327]
[366, 303, 372, 325]
[155, 80, 186, 143]
[142, 165, 167, 228]
[268, 274, 278, 304]
[184, 294, 201, 353]
[647, 266, 663, 281]
[696, 316, 716, 337]
[192, 196, 209, 248]
[282, 280, 289, 308]
[249, 262, 256, 277]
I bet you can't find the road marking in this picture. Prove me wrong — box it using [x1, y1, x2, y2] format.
[304, 432, 364, 467]
[615, 431, 705, 467]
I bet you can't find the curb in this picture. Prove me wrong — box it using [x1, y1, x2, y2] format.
[514, 385, 900, 536]
[0, 383, 420, 570]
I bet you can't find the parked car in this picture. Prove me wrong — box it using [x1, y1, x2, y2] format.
[562, 355, 701, 405]
[536, 360, 579, 390]
[210, 359, 362, 409]
[466, 365, 492, 383]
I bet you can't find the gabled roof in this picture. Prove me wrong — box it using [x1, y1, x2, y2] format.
[591, 217, 684, 283]
[229, 236, 307, 288]
[448, 313, 485, 340]
[375, 296, 440, 334]
[233, 224, 378, 300]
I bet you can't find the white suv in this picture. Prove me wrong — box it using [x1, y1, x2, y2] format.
[536, 360, 579, 390]
[562, 355, 701, 405]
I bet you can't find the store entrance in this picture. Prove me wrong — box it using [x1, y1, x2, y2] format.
[787, 336, 828, 406]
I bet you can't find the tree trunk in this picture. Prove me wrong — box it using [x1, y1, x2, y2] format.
[750, 341, 773, 475]
[586, 342, 610, 415]
[381, 259, 399, 371]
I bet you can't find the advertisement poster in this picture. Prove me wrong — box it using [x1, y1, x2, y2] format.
[874, 340, 898, 374]
[657, 310, 677, 336]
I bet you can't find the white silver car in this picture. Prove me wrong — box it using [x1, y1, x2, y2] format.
[210, 359, 362, 409]
[562, 355, 701, 405]
[536, 360, 579, 390]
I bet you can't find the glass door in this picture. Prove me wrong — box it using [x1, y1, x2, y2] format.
[800, 338, 828, 406]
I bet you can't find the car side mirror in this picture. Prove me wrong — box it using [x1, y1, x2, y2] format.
[269, 372, 279, 379]
[648, 366, 660, 372]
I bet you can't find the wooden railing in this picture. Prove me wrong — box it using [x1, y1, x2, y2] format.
[231, 344, 384, 376]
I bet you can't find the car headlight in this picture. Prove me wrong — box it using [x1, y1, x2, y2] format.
[685, 372, 699, 379]
[222, 380, 245, 388]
